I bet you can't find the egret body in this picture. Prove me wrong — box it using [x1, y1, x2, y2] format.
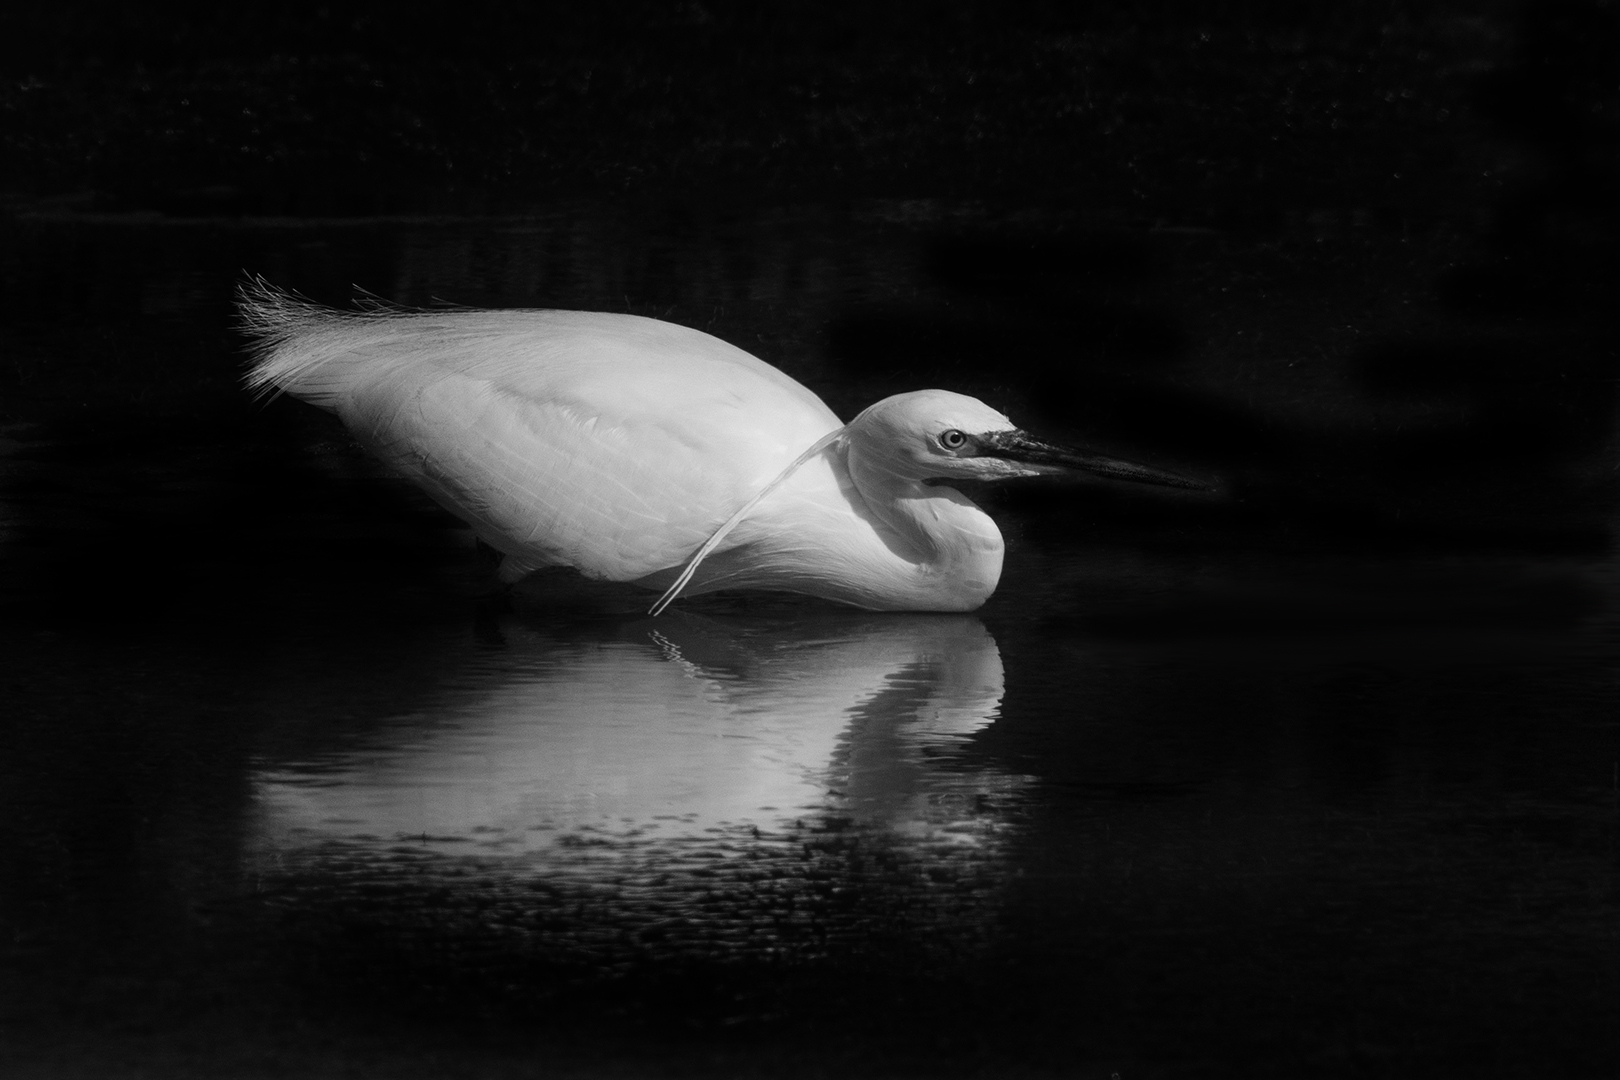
[241, 282, 1196, 612]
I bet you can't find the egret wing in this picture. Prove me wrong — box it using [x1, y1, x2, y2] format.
[244, 298, 842, 581]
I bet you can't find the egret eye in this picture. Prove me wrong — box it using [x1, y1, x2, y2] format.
[939, 429, 967, 450]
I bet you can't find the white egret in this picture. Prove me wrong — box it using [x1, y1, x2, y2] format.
[240, 280, 1199, 613]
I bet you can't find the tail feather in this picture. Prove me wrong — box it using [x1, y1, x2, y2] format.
[239, 276, 346, 407]
[238, 276, 416, 409]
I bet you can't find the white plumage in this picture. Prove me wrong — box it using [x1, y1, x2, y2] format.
[241, 280, 1197, 613]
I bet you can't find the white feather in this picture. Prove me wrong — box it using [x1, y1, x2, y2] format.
[238, 280, 1106, 612]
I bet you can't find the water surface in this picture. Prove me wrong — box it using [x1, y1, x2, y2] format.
[2, 196, 1617, 1078]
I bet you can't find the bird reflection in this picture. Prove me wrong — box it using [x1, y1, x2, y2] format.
[248, 613, 1018, 874]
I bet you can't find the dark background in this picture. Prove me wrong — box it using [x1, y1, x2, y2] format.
[4, 0, 1619, 549]
[3, 2, 1619, 1078]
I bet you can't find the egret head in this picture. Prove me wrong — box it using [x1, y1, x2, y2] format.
[848, 389, 1203, 489]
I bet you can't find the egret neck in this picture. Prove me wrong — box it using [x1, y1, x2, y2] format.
[842, 426, 1005, 612]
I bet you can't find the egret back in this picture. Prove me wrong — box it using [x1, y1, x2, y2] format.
[241, 287, 843, 582]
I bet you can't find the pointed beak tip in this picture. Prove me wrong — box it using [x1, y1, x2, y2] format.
[1145, 465, 1222, 495]
[1136, 470, 1214, 494]
[1169, 471, 1218, 494]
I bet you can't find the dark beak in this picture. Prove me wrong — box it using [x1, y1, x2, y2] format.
[979, 430, 1207, 490]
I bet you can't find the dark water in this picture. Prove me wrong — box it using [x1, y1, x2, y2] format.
[2, 199, 1617, 1080]
[3, 7, 1620, 1076]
